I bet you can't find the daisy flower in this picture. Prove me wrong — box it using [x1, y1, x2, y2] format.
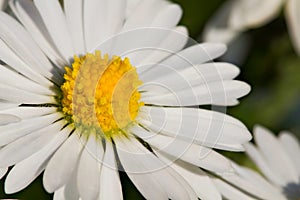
[203, 0, 300, 56]
[0, 0, 251, 199]
[215, 125, 300, 200]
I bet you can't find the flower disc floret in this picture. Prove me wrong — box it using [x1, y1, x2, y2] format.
[60, 51, 144, 138]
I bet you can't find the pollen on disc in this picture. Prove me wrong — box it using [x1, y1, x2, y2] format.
[60, 51, 144, 139]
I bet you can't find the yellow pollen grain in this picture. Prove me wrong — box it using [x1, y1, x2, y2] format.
[60, 51, 144, 138]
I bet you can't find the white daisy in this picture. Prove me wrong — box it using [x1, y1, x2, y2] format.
[0, 0, 251, 199]
[215, 125, 300, 200]
[203, 0, 300, 56]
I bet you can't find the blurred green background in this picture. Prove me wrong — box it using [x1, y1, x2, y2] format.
[1, 0, 300, 199]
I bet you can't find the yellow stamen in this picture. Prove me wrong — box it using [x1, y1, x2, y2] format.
[60, 51, 144, 139]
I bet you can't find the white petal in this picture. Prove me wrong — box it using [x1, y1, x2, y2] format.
[141, 62, 240, 87]
[138, 106, 251, 151]
[132, 125, 233, 173]
[203, 27, 239, 45]
[130, 26, 188, 69]
[279, 131, 300, 176]
[0, 12, 60, 84]
[222, 168, 281, 199]
[0, 114, 20, 125]
[141, 60, 246, 107]
[149, 3, 182, 28]
[202, 0, 240, 44]
[152, 153, 199, 200]
[0, 122, 64, 168]
[139, 43, 227, 80]
[43, 132, 84, 193]
[64, 166, 80, 200]
[84, 0, 126, 51]
[244, 142, 285, 186]
[157, 43, 227, 70]
[229, 164, 286, 200]
[77, 135, 104, 200]
[124, 0, 182, 30]
[158, 155, 221, 200]
[34, 0, 74, 60]
[54, 172, 81, 200]
[0, 107, 56, 120]
[254, 125, 298, 184]
[0, 113, 61, 146]
[0, 39, 48, 85]
[53, 187, 66, 200]
[0, 83, 54, 104]
[123, 0, 170, 30]
[104, 0, 126, 34]
[4, 126, 70, 194]
[116, 137, 191, 199]
[97, 28, 184, 66]
[125, 0, 141, 17]
[55, 163, 81, 200]
[141, 79, 250, 107]
[229, 0, 283, 30]
[9, 0, 66, 66]
[99, 142, 123, 200]
[0, 65, 54, 95]
[212, 178, 256, 200]
[0, 103, 18, 111]
[0, 167, 8, 179]
[64, 0, 85, 54]
[136, 26, 188, 70]
[116, 137, 168, 199]
[286, 0, 300, 56]
[83, 0, 105, 51]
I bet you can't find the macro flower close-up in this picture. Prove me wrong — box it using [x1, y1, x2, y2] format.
[0, 0, 253, 199]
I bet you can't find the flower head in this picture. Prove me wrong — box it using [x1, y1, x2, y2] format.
[0, 0, 252, 199]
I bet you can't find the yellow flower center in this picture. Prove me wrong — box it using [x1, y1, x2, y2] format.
[60, 51, 143, 139]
